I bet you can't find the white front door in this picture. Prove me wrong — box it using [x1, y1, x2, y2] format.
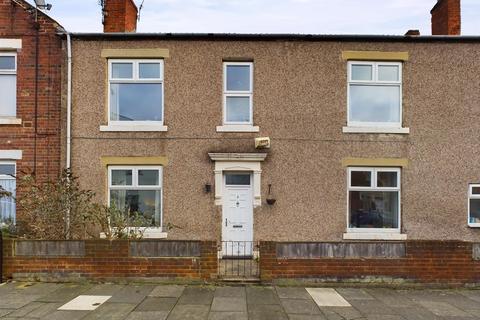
[222, 173, 253, 257]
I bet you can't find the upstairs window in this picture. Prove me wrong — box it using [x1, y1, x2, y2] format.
[348, 61, 402, 128]
[0, 53, 16, 118]
[348, 167, 401, 232]
[468, 184, 480, 227]
[108, 60, 164, 124]
[223, 62, 253, 125]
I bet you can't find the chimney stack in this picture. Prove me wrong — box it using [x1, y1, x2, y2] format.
[103, 0, 138, 33]
[431, 0, 461, 35]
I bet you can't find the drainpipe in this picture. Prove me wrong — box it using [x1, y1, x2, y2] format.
[65, 32, 72, 239]
[66, 33, 72, 170]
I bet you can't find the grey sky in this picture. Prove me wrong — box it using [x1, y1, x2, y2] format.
[31, 0, 479, 35]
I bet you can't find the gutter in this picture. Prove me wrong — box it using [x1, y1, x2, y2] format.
[68, 32, 480, 43]
[66, 32, 72, 169]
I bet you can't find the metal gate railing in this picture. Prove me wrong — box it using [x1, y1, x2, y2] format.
[218, 241, 259, 280]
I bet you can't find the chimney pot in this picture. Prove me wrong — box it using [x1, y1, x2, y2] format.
[431, 0, 461, 35]
[405, 29, 420, 36]
[103, 0, 138, 33]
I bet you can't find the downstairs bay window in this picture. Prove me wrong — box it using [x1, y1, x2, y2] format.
[347, 167, 401, 236]
[108, 166, 163, 230]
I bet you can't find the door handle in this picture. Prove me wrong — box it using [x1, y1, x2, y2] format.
[225, 218, 227, 227]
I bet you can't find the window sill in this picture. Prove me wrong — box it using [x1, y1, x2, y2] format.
[342, 126, 410, 134]
[0, 117, 22, 125]
[216, 125, 259, 132]
[468, 223, 480, 228]
[343, 233, 407, 241]
[100, 125, 168, 132]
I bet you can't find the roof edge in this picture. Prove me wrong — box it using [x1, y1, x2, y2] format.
[67, 32, 480, 42]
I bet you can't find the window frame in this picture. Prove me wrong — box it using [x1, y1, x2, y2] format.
[0, 52, 17, 118]
[107, 165, 163, 229]
[347, 167, 401, 234]
[223, 61, 254, 125]
[107, 59, 164, 126]
[0, 161, 16, 224]
[468, 184, 480, 227]
[347, 61, 403, 128]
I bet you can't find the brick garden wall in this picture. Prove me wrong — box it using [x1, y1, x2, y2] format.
[2, 240, 218, 282]
[260, 241, 480, 286]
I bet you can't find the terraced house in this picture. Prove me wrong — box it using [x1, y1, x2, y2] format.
[66, 0, 479, 244]
[0, 0, 63, 225]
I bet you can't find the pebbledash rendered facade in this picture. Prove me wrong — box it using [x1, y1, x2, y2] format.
[65, 0, 480, 245]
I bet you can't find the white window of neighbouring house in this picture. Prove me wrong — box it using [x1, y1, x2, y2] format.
[108, 166, 163, 228]
[347, 167, 401, 233]
[223, 62, 253, 125]
[0, 53, 17, 118]
[108, 60, 164, 125]
[468, 184, 480, 227]
[0, 162, 16, 224]
[348, 61, 402, 128]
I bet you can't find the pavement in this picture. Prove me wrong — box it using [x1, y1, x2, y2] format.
[0, 282, 480, 319]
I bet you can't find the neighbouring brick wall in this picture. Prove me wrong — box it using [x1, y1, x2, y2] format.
[260, 241, 480, 286]
[0, 0, 63, 222]
[2, 240, 218, 282]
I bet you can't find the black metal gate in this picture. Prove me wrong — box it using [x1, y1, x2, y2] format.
[218, 241, 259, 280]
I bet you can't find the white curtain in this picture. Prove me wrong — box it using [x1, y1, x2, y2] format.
[0, 178, 16, 223]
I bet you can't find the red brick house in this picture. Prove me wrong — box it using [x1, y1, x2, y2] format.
[0, 0, 63, 224]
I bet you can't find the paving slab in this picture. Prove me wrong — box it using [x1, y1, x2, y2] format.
[0, 309, 14, 317]
[365, 288, 416, 308]
[281, 298, 321, 315]
[25, 302, 63, 318]
[58, 295, 111, 311]
[215, 286, 246, 298]
[335, 288, 375, 301]
[81, 302, 137, 320]
[391, 306, 442, 320]
[208, 311, 248, 320]
[41, 310, 91, 320]
[125, 310, 170, 320]
[320, 306, 365, 320]
[0, 293, 42, 309]
[135, 297, 177, 312]
[4, 301, 44, 317]
[416, 300, 472, 318]
[82, 284, 125, 296]
[275, 287, 311, 300]
[247, 303, 289, 319]
[211, 297, 247, 312]
[36, 284, 91, 302]
[167, 304, 210, 320]
[306, 288, 351, 307]
[149, 285, 185, 298]
[178, 286, 215, 305]
[246, 286, 280, 305]
[459, 290, 480, 303]
[288, 315, 328, 320]
[109, 284, 155, 304]
[348, 299, 398, 316]
[12, 282, 62, 296]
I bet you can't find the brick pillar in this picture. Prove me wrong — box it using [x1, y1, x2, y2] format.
[431, 0, 461, 35]
[259, 241, 276, 282]
[200, 241, 218, 281]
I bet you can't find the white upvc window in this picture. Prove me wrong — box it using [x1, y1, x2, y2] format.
[347, 167, 401, 234]
[0, 53, 17, 118]
[108, 166, 163, 230]
[0, 162, 16, 224]
[347, 61, 403, 129]
[223, 62, 253, 125]
[105, 59, 165, 131]
[468, 184, 480, 227]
